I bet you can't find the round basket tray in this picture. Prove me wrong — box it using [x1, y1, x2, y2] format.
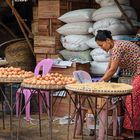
[65, 82, 133, 96]
[0, 77, 23, 83]
[21, 83, 65, 90]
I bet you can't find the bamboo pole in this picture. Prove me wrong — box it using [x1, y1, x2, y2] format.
[114, 0, 136, 32]
[5, 0, 35, 56]
[6, 0, 33, 38]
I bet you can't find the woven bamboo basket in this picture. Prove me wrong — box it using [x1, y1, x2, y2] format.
[5, 39, 35, 71]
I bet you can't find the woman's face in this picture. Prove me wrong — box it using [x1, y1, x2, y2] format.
[96, 39, 113, 52]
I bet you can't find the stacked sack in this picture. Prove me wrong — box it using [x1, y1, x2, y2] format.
[57, 9, 96, 62]
[90, 48, 110, 75]
[89, 0, 138, 36]
[85, 0, 139, 76]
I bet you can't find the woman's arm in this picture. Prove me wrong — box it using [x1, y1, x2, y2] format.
[100, 59, 119, 82]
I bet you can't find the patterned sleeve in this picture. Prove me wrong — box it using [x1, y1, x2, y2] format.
[110, 47, 122, 61]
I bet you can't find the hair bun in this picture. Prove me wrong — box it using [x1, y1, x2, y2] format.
[105, 30, 111, 36]
[95, 30, 112, 41]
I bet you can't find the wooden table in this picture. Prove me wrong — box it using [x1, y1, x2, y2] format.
[17, 83, 67, 140]
[0, 78, 22, 140]
[65, 83, 134, 140]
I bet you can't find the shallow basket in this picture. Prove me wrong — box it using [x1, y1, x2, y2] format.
[4, 38, 35, 71]
[65, 83, 133, 96]
[21, 83, 65, 90]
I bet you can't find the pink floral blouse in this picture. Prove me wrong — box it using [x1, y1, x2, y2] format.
[110, 40, 140, 77]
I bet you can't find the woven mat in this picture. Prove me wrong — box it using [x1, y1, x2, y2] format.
[65, 83, 133, 96]
[21, 83, 65, 90]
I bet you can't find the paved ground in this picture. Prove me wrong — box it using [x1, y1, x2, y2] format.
[0, 114, 94, 140]
[0, 114, 140, 140]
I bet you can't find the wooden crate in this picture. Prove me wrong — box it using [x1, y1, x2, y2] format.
[34, 35, 55, 47]
[47, 54, 61, 59]
[38, 0, 60, 19]
[36, 53, 47, 63]
[33, 6, 38, 20]
[34, 47, 55, 54]
[38, 19, 49, 33]
[31, 20, 38, 35]
[38, 19, 62, 36]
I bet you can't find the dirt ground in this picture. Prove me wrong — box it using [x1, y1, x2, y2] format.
[0, 114, 94, 140]
[0, 114, 139, 140]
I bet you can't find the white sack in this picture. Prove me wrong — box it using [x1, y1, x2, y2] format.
[90, 48, 110, 62]
[91, 55, 110, 62]
[92, 6, 137, 21]
[61, 35, 92, 51]
[90, 61, 119, 77]
[90, 48, 108, 56]
[90, 18, 134, 35]
[90, 61, 108, 75]
[57, 22, 93, 35]
[59, 49, 92, 61]
[58, 9, 96, 23]
[95, 0, 130, 7]
[85, 37, 99, 48]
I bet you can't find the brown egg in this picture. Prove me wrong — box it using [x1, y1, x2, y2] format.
[50, 80, 55, 85]
[36, 75, 41, 79]
[57, 81, 62, 85]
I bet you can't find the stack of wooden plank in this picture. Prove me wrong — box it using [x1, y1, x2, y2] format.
[32, 0, 68, 63]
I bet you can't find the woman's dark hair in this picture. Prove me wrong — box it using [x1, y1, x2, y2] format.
[95, 30, 112, 41]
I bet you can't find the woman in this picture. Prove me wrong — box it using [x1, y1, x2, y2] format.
[95, 30, 140, 139]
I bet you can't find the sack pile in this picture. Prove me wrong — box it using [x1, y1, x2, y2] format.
[57, 2, 139, 76]
[57, 9, 97, 61]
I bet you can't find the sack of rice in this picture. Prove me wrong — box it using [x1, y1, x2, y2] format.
[58, 9, 96, 23]
[90, 48, 110, 62]
[57, 22, 93, 35]
[90, 61, 119, 77]
[85, 37, 100, 48]
[92, 6, 137, 21]
[61, 35, 92, 51]
[90, 18, 134, 35]
[90, 61, 108, 75]
[95, 0, 130, 7]
[59, 49, 92, 61]
[91, 55, 110, 62]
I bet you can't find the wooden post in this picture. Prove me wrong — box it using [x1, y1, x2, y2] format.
[49, 19, 52, 36]
[5, 0, 35, 56]
[6, 0, 33, 38]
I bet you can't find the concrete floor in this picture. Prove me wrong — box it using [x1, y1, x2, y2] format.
[0, 114, 113, 140]
[0, 114, 94, 140]
[0, 114, 140, 140]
